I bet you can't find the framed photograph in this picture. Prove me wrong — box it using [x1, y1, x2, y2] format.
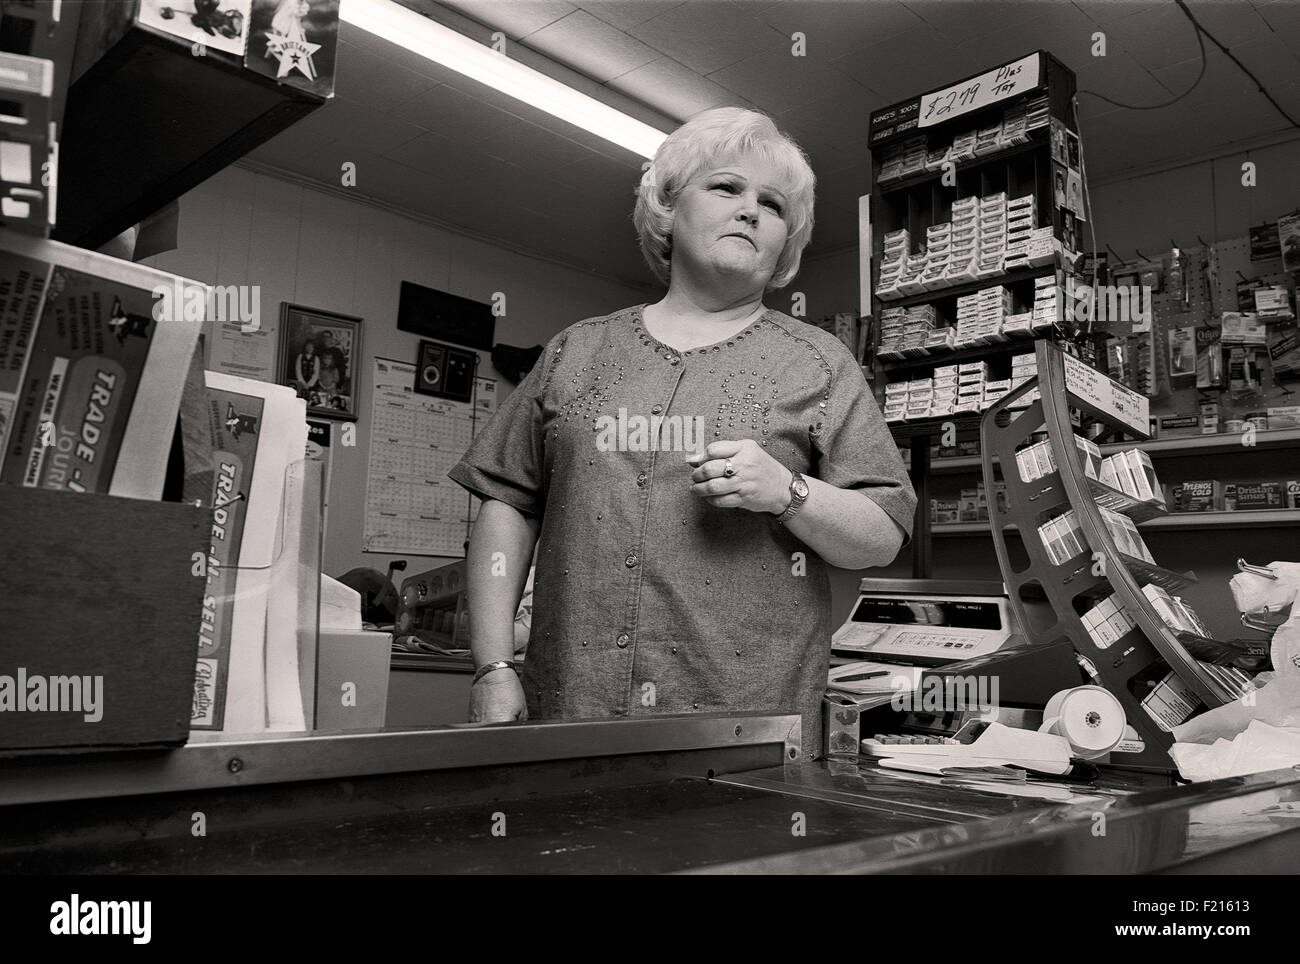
[277, 303, 362, 421]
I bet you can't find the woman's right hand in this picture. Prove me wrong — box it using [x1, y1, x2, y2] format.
[468, 670, 528, 723]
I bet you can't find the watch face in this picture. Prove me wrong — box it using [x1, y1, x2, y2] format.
[793, 477, 809, 498]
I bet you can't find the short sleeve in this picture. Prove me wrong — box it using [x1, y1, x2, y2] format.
[811, 341, 917, 544]
[446, 332, 566, 518]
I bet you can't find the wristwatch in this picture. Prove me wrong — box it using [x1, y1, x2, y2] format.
[775, 470, 809, 524]
[472, 659, 519, 685]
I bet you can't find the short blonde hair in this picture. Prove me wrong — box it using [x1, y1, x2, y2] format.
[633, 107, 816, 291]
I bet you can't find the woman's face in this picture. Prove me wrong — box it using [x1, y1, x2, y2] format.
[670, 153, 789, 292]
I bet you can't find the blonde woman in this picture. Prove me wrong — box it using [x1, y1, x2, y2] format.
[449, 108, 915, 759]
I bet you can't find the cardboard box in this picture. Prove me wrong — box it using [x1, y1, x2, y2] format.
[314, 630, 392, 732]
[1225, 481, 1283, 511]
[1176, 480, 1219, 512]
[0, 487, 207, 750]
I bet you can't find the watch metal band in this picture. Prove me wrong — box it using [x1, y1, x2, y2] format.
[777, 470, 808, 524]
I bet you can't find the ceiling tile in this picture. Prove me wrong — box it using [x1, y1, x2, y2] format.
[1070, 0, 1166, 26]
[1183, 2, 1273, 47]
[832, 24, 956, 103]
[1150, 46, 1253, 106]
[436, 0, 578, 39]
[1228, 34, 1300, 88]
[1096, 3, 1212, 71]
[905, 0, 1068, 43]
[773, 95, 875, 168]
[626, 1, 787, 75]
[1252, 0, 1300, 33]
[752, 0, 926, 63]
[527, 10, 660, 82]
[1007, 2, 1119, 71]
[335, 40, 439, 104]
[707, 51, 869, 115]
[1075, 49, 1191, 110]
[607, 56, 751, 119]
[578, 1, 687, 32]
[546, 154, 644, 198]
[312, 98, 429, 157]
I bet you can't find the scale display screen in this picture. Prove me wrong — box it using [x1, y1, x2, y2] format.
[850, 598, 1003, 631]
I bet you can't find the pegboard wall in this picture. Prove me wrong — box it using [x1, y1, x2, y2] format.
[1095, 235, 1297, 423]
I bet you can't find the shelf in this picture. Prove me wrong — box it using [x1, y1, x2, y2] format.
[879, 264, 1058, 309]
[877, 131, 1050, 196]
[1144, 509, 1300, 529]
[931, 509, 1300, 534]
[888, 414, 983, 439]
[1086, 478, 1167, 523]
[1098, 428, 1300, 458]
[927, 455, 985, 473]
[880, 331, 1047, 371]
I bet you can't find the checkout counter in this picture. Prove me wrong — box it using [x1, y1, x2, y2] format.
[3, 713, 1299, 873]
[6, 573, 1298, 874]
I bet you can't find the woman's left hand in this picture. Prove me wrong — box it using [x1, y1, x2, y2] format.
[686, 439, 792, 515]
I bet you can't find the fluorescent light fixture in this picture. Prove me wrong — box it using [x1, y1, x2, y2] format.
[341, 0, 670, 158]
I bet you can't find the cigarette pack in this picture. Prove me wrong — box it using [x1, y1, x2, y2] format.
[1037, 516, 1064, 564]
[1121, 449, 1163, 505]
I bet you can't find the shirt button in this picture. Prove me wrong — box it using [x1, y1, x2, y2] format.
[616, 633, 630, 648]
[651, 404, 663, 415]
[636, 472, 647, 487]
[671, 646, 678, 654]
[625, 553, 639, 568]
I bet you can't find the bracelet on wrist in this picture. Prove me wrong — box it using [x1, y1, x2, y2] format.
[472, 659, 519, 685]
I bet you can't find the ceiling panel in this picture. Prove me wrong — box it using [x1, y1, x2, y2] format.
[1070, 0, 1166, 25]
[607, 55, 751, 117]
[1102, 4, 1219, 72]
[438, 0, 577, 39]
[625, 0, 788, 74]
[526, 9, 661, 82]
[578, 0, 688, 32]
[753, 0, 924, 62]
[707, 52, 868, 115]
[244, 0, 1300, 291]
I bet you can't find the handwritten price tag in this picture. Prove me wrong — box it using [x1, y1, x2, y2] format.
[1062, 351, 1149, 436]
[917, 53, 1040, 129]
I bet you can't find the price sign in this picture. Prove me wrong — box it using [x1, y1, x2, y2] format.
[917, 53, 1040, 129]
[1062, 351, 1149, 436]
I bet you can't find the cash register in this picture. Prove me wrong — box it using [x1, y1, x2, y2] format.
[832, 579, 1025, 665]
[825, 579, 1088, 754]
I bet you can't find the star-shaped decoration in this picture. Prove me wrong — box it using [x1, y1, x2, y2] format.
[263, 28, 320, 81]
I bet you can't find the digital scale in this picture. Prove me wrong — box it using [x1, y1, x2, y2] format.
[832, 578, 1031, 666]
